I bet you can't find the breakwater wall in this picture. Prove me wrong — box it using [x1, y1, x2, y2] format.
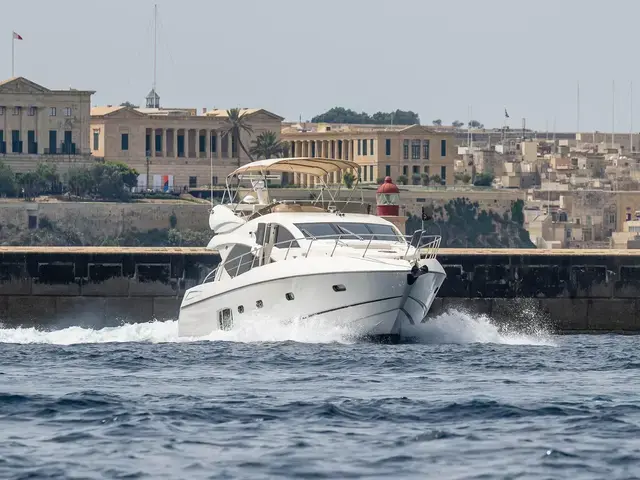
[2, 247, 640, 332]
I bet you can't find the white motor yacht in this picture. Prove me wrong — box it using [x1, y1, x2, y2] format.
[178, 157, 446, 341]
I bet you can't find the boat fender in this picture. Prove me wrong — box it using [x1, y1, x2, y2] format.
[420, 264, 429, 274]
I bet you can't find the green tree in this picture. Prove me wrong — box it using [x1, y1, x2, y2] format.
[420, 173, 430, 186]
[452, 120, 464, 128]
[311, 107, 420, 125]
[35, 163, 60, 193]
[430, 174, 442, 185]
[0, 162, 17, 196]
[17, 171, 43, 200]
[432, 119, 442, 126]
[88, 162, 139, 200]
[468, 120, 484, 129]
[397, 175, 408, 185]
[249, 131, 288, 159]
[511, 199, 525, 225]
[473, 172, 494, 187]
[343, 172, 355, 188]
[221, 108, 254, 167]
[66, 167, 93, 197]
[120, 101, 139, 108]
[105, 161, 138, 189]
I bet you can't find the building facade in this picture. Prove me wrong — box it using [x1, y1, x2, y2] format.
[281, 123, 456, 186]
[90, 106, 283, 191]
[0, 76, 94, 173]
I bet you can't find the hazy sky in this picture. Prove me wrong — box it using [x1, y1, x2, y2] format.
[2, 0, 638, 131]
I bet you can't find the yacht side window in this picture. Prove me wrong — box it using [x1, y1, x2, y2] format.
[294, 223, 340, 239]
[275, 224, 299, 248]
[224, 244, 258, 278]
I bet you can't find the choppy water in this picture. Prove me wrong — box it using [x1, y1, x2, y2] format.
[1, 311, 639, 479]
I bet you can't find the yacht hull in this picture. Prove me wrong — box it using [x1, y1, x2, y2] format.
[178, 258, 445, 339]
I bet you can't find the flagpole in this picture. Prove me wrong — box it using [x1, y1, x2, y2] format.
[11, 32, 14, 77]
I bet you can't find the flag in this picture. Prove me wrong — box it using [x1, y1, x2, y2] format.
[504, 108, 509, 118]
[13, 32, 22, 40]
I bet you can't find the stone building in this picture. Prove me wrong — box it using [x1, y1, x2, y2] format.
[281, 123, 455, 186]
[90, 105, 283, 190]
[0, 76, 94, 173]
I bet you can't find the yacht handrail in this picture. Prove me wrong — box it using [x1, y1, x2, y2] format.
[202, 231, 441, 284]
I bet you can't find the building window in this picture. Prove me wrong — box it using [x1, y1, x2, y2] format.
[64, 107, 72, 117]
[411, 140, 420, 159]
[363, 165, 368, 181]
[13, 106, 21, 115]
[424, 166, 430, 175]
[189, 176, 197, 188]
[363, 139, 367, 156]
[357, 139, 361, 155]
[402, 165, 408, 176]
[93, 130, 100, 150]
[412, 165, 419, 175]
[212, 176, 218, 185]
[440, 166, 447, 182]
[121, 133, 129, 151]
[49, 107, 56, 116]
[370, 165, 373, 181]
[370, 139, 374, 156]
[385, 139, 391, 156]
[441, 139, 447, 157]
[423, 140, 430, 159]
[403, 140, 409, 159]
[11, 130, 21, 153]
[385, 165, 391, 177]
[0, 107, 4, 115]
[27, 107, 36, 116]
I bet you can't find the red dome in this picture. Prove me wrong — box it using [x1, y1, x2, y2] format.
[377, 176, 400, 194]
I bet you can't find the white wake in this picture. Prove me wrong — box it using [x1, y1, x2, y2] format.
[403, 309, 556, 346]
[0, 309, 555, 346]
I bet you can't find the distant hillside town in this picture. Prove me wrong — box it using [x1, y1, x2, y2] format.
[0, 76, 639, 248]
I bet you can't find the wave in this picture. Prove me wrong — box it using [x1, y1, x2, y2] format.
[404, 309, 556, 346]
[0, 309, 555, 346]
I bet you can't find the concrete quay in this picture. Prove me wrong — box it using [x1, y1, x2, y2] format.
[1, 247, 640, 333]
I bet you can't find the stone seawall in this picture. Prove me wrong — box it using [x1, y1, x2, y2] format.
[2, 247, 640, 332]
[429, 249, 640, 333]
[0, 247, 217, 328]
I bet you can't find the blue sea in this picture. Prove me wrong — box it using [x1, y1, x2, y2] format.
[1, 310, 639, 479]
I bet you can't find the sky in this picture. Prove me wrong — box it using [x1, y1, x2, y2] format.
[2, 0, 639, 132]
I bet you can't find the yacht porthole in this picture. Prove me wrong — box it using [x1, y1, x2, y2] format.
[332, 284, 346, 292]
[256, 300, 263, 308]
[238, 305, 244, 313]
[285, 293, 295, 301]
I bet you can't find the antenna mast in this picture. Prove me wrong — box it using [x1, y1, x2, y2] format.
[153, 4, 157, 92]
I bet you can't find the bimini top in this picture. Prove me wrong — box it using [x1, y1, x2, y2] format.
[228, 157, 360, 178]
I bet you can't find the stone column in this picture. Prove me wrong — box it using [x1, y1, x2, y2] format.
[150, 128, 156, 157]
[173, 129, 178, 158]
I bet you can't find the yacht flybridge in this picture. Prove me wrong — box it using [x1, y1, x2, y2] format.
[177, 157, 446, 341]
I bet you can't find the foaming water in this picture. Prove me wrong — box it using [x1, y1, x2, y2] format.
[0, 316, 353, 345]
[0, 309, 553, 346]
[405, 310, 556, 347]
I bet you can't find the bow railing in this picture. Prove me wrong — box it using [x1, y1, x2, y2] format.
[203, 230, 441, 284]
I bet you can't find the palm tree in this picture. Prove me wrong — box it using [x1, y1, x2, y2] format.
[250, 131, 288, 159]
[220, 108, 254, 167]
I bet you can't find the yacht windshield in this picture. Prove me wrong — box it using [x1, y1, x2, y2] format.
[295, 222, 404, 242]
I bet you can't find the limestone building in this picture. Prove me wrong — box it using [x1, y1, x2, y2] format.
[0, 76, 94, 172]
[281, 123, 456, 186]
[90, 105, 283, 191]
